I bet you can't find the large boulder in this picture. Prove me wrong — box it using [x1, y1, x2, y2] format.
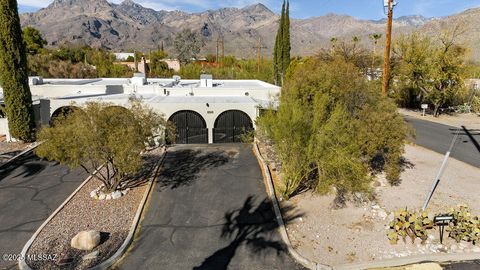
[71, 230, 101, 251]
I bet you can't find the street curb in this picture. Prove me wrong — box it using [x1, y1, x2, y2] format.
[0, 142, 40, 169]
[18, 147, 166, 270]
[335, 252, 480, 270]
[253, 141, 333, 270]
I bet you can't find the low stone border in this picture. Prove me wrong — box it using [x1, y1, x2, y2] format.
[253, 140, 332, 270]
[18, 147, 166, 270]
[253, 140, 480, 270]
[0, 142, 40, 169]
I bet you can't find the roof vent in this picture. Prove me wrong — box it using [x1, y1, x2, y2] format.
[131, 73, 146, 86]
[200, 74, 213, 88]
[173, 75, 181, 86]
[28, 76, 43, 86]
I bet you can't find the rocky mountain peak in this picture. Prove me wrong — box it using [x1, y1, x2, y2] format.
[241, 3, 274, 15]
[47, 0, 113, 15]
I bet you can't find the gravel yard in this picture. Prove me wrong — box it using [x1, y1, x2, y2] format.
[25, 148, 163, 270]
[260, 142, 480, 267]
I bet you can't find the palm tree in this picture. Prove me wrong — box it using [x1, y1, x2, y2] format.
[369, 33, 382, 79]
[330, 37, 338, 53]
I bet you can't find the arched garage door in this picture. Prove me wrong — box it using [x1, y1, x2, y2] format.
[214, 110, 253, 143]
[168, 110, 208, 144]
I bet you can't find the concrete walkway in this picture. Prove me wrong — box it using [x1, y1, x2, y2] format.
[0, 151, 87, 270]
[116, 144, 305, 270]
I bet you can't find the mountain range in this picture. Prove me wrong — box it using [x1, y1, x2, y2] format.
[19, 0, 480, 61]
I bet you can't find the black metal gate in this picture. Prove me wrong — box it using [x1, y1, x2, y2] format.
[214, 110, 253, 143]
[168, 110, 208, 144]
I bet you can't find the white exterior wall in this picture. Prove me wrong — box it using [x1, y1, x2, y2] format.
[2, 78, 279, 143]
[49, 97, 258, 144]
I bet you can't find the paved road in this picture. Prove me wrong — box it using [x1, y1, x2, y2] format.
[116, 144, 305, 270]
[405, 116, 480, 168]
[0, 151, 87, 270]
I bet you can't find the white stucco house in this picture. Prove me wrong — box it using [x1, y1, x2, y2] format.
[0, 74, 280, 144]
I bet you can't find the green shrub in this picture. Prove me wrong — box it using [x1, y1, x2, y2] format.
[257, 57, 408, 202]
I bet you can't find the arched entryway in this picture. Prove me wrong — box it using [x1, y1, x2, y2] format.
[50, 106, 82, 126]
[214, 110, 253, 143]
[168, 110, 208, 144]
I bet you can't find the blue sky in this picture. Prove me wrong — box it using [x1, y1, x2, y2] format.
[18, 0, 480, 20]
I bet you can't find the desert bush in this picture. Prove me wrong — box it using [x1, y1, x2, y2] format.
[391, 27, 468, 116]
[36, 99, 171, 192]
[257, 56, 408, 202]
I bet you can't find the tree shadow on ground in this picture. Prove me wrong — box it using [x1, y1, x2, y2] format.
[157, 149, 230, 190]
[122, 152, 163, 189]
[0, 152, 46, 181]
[194, 195, 303, 270]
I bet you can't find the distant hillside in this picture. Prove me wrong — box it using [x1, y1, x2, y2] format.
[19, 0, 480, 61]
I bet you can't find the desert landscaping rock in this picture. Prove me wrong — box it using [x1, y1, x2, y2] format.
[25, 148, 163, 270]
[82, 250, 99, 261]
[71, 230, 101, 251]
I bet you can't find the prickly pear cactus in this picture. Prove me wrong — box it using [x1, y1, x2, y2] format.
[387, 208, 434, 245]
[447, 204, 480, 245]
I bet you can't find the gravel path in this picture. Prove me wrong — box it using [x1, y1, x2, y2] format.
[26, 149, 163, 270]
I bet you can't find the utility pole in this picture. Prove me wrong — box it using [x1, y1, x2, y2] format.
[216, 37, 220, 63]
[253, 38, 267, 73]
[221, 36, 225, 66]
[382, 0, 396, 95]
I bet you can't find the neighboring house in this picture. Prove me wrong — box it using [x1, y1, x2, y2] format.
[114, 53, 135, 61]
[0, 74, 280, 144]
[116, 58, 181, 73]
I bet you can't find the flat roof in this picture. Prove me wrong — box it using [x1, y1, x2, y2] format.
[148, 96, 256, 104]
[39, 78, 278, 89]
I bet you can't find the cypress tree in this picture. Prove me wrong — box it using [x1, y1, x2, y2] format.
[273, 1, 285, 86]
[282, 1, 291, 75]
[0, 0, 35, 141]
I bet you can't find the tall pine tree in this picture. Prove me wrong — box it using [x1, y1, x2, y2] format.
[0, 0, 35, 141]
[273, 0, 291, 86]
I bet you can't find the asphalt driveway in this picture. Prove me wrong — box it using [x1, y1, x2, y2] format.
[116, 144, 305, 270]
[0, 151, 87, 270]
[405, 116, 480, 168]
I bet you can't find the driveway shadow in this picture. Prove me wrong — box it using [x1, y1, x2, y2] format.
[157, 149, 230, 190]
[194, 195, 303, 270]
[0, 152, 46, 181]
